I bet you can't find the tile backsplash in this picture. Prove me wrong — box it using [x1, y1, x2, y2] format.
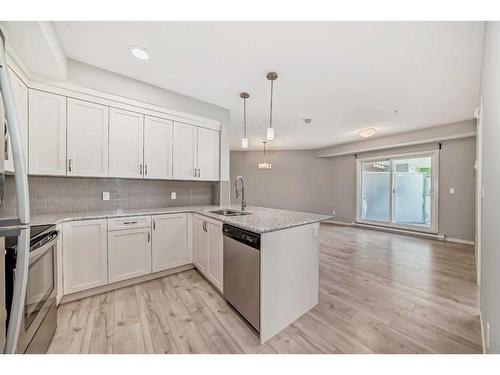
[0, 176, 217, 217]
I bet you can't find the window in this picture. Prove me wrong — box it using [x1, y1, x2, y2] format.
[356, 151, 438, 233]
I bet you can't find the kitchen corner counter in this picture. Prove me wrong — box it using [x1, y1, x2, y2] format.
[30, 205, 332, 233]
[196, 206, 332, 233]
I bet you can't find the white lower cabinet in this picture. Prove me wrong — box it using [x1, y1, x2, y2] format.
[193, 214, 223, 292]
[193, 214, 209, 274]
[207, 220, 223, 291]
[152, 213, 188, 272]
[62, 219, 108, 295]
[108, 227, 152, 283]
[60, 213, 222, 297]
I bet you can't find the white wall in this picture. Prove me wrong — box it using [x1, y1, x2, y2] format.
[479, 21, 500, 353]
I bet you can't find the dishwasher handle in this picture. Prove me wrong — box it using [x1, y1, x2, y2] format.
[222, 224, 260, 250]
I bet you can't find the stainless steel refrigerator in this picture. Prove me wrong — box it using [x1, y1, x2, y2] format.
[0, 29, 31, 354]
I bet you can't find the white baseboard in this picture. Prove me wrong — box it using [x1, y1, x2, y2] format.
[480, 310, 486, 354]
[444, 237, 476, 245]
[354, 222, 443, 240]
[322, 220, 354, 227]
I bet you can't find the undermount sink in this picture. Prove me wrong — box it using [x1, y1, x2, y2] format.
[209, 209, 251, 217]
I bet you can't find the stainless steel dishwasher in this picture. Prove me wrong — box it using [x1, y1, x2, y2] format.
[222, 224, 260, 332]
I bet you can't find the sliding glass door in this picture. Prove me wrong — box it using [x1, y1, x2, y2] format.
[357, 151, 438, 233]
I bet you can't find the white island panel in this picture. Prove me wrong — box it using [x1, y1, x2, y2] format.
[260, 222, 320, 344]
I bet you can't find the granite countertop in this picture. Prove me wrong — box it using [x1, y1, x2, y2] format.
[30, 205, 332, 234]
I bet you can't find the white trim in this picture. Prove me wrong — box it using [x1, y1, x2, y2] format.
[354, 222, 445, 240]
[5, 51, 221, 131]
[356, 150, 439, 234]
[480, 311, 486, 354]
[444, 237, 476, 246]
[316, 132, 476, 158]
[475, 98, 483, 286]
[322, 220, 354, 227]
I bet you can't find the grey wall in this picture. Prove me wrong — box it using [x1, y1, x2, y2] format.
[479, 21, 500, 353]
[230, 136, 476, 241]
[0, 176, 215, 217]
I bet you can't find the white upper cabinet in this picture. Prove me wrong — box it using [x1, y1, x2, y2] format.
[4, 68, 28, 173]
[172, 122, 220, 181]
[109, 108, 144, 178]
[29, 89, 67, 176]
[197, 127, 220, 181]
[172, 122, 197, 180]
[143, 115, 173, 179]
[67, 98, 109, 177]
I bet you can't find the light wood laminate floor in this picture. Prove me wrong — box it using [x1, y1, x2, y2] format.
[48, 224, 482, 354]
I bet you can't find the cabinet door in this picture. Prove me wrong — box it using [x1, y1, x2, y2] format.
[67, 98, 109, 177]
[144, 115, 173, 180]
[29, 89, 67, 175]
[62, 219, 108, 295]
[207, 220, 224, 292]
[5, 68, 28, 173]
[193, 215, 209, 273]
[172, 122, 197, 180]
[151, 213, 188, 272]
[109, 108, 144, 178]
[108, 227, 152, 283]
[197, 127, 220, 181]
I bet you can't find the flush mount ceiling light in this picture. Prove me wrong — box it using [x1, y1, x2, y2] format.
[130, 46, 150, 60]
[266, 72, 278, 141]
[357, 127, 377, 138]
[240, 92, 249, 149]
[258, 141, 272, 170]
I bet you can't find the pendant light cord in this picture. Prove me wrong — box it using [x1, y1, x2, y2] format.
[243, 97, 247, 137]
[269, 79, 274, 129]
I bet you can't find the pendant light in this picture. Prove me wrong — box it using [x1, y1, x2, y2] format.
[266, 72, 278, 141]
[240, 92, 249, 149]
[258, 141, 272, 170]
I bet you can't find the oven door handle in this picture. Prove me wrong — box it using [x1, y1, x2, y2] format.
[29, 232, 59, 264]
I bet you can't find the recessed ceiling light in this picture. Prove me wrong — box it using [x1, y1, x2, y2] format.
[130, 46, 149, 60]
[357, 127, 377, 138]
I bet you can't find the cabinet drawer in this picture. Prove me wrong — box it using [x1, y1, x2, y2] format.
[108, 215, 151, 231]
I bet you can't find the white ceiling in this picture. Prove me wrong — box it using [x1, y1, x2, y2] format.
[52, 21, 484, 150]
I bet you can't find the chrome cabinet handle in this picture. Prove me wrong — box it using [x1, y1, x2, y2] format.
[68, 158, 72, 172]
[145, 164, 148, 176]
[140, 164, 143, 175]
[194, 168, 197, 177]
[153, 219, 156, 230]
[147, 231, 150, 242]
[197, 168, 200, 178]
[123, 220, 138, 225]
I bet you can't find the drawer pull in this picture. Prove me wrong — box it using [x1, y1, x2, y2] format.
[123, 221, 138, 225]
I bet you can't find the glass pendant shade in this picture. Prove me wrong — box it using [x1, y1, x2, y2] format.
[241, 137, 249, 149]
[266, 127, 275, 141]
[258, 162, 272, 170]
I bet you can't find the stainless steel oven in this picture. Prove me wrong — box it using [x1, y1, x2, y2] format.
[5, 225, 58, 353]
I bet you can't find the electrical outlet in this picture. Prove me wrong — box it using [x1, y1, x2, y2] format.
[332, 210, 336, 217]
[449, 188, 455, 194]
[102, 192, 110, 201]
[487, 321, 491, 349]
[171, 192, 176, 200]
